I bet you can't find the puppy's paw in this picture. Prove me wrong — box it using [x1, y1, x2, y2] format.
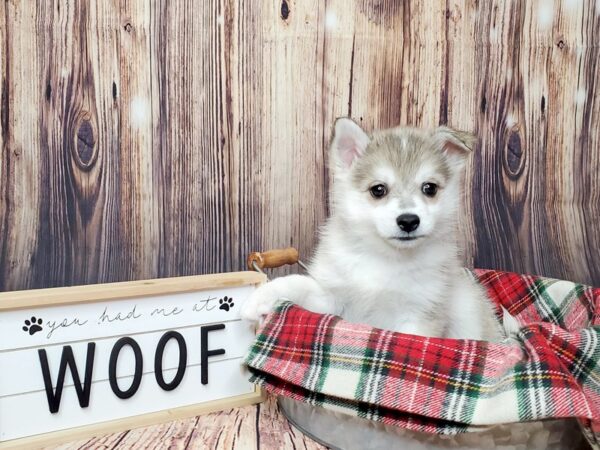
[502, 307, 521, 336]
[240, 284, 288, 322]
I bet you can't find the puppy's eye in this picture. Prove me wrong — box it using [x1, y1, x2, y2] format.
[421, 182, 438, 197]
[369, 184, 388, 199]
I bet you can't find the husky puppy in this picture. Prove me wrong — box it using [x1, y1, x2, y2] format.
[242, 118, 511, 340]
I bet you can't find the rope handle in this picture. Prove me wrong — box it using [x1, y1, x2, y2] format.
[247, 247, 301, 272]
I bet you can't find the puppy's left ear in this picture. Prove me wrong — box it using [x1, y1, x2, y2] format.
[432, 126, 478, 170]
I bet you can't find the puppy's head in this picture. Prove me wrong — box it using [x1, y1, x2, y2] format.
[329, 118, 476, 250]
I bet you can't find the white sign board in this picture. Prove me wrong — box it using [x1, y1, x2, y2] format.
[0, 271, 265, 448]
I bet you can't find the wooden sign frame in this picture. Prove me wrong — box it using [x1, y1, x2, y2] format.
[0, 271, 266, 449]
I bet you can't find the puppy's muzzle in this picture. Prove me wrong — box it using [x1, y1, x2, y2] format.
[396, 214, 420, 232]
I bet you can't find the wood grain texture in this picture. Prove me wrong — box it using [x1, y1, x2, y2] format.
[1, 0, 599, 291]
[44, 395, 326, 450]
[3, 391, 264, 450]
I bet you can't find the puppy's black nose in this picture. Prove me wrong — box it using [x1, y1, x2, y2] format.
[396, 214, 420, 232]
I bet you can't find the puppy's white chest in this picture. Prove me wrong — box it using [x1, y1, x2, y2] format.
[349, 263, 408, 291]
[323, 260, 446, 331]
[336, 258, 443, 298]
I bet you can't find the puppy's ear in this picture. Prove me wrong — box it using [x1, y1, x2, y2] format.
[330, 118, 370, 169]
[432, 126, 478, 170]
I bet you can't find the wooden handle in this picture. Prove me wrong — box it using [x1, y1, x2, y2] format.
[247, 248, 299, 270]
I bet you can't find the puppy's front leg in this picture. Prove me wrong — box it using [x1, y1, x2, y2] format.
[240, 274, 337, 322]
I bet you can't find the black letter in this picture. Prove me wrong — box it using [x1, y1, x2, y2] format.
[109, 337, 143, 399]
[201, 324, 226, 385]
[38, 343, 96, 414]
[154, 331, 187, 391]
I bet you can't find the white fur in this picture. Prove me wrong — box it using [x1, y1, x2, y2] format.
[241, 121, 511, 341]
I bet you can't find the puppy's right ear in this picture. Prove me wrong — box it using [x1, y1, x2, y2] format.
[330, 118, 370, 169]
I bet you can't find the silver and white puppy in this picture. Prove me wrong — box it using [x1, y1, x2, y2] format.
[242, 118, 514, 340]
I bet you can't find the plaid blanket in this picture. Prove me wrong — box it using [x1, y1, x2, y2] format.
[244, 269, 600, 447]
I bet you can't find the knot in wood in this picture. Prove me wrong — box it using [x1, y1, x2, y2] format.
[541, 96, 546, 114]
[480, 95, 487, 113]
[1, 77, 8, 138]
[505, 129, 525, 178]
[75, 119, 97, 170]
[280, 0, 290, 21]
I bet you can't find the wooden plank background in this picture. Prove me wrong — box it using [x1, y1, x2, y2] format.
[44, 396, 327, 450]
[1, 0, 599, 291]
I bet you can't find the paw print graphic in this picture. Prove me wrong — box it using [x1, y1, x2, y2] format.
[219, 296, 234, 312]
[22, 316, 43, 335]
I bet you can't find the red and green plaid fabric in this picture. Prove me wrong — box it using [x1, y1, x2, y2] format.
[244, 269, 600, 447]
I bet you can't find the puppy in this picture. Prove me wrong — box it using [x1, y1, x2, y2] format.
[242, 118, 513, 340]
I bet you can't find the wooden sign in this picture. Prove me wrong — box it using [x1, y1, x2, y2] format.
[0, 271, 266, 449]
